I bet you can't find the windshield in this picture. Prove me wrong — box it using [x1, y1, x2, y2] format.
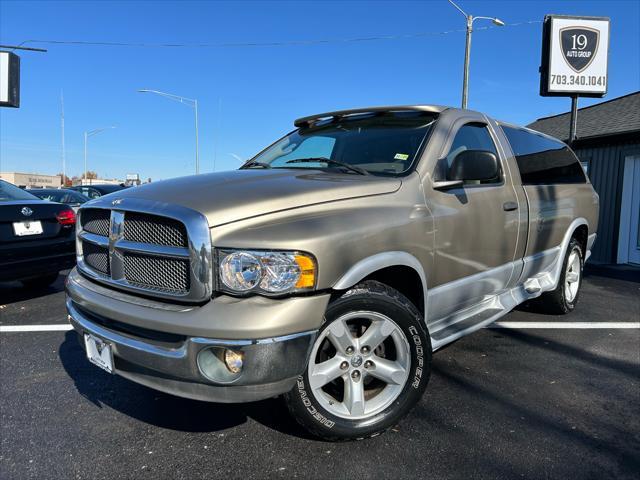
[246, 112, 436, 176]
[0, 180, 40, 202]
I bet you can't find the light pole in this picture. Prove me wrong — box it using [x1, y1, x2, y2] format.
[61, 91, 66, 187]
[448, 0, 505, 109]
[138, 89, 200, 175]
[84, 126, 116, 184]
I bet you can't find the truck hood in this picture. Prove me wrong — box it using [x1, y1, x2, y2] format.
[110, 169, 401, 226]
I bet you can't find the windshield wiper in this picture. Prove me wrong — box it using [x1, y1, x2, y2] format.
[286, 157, 369, 176]
[241, 160, 272, 169]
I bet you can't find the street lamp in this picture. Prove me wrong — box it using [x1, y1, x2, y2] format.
[448, 0, 505, 109]
[84, 126, 116, 184]
[138, 89, 200, 175]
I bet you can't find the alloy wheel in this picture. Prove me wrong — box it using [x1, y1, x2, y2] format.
[564, 248, 581, 303]
[307, 311, 411, 420]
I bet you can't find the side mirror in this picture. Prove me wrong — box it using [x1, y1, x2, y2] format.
[448, 150, 499, 182]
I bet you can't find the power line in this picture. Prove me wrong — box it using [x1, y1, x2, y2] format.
[0, 44, 47, 52]
[7, 21, 541, 50]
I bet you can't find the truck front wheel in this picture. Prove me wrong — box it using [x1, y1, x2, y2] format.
[284, 280, 431, 441]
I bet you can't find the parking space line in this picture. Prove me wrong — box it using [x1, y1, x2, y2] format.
[0, 322, 639, 333]
[489, 321, 640, 329]
[0, 324, 73, 332]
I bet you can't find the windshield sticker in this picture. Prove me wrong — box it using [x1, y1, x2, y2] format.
[394, 153, 409, 161]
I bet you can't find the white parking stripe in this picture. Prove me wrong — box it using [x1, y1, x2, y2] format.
[490, 321, 640, 329]
[0, 322, 638, 333]
[0, 324, 73, 332]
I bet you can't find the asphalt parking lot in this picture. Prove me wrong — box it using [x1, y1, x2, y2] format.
[1, 268, 639, 479]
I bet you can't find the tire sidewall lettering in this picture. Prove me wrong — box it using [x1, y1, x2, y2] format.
[296, 377, 336, 429]
[408, 325, 424, 389]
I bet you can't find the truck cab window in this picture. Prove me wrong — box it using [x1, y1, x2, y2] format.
[444, 123, 501, 184]
[501, 125, 587, 185]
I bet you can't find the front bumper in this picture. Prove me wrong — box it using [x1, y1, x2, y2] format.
[66, 268, 329, 403]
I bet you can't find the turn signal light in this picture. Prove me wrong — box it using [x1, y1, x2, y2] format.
[294, 254, 316, 289]
[56, 209, 76, 225]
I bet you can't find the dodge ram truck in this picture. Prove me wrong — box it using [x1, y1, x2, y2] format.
[66, 105, 598, 440]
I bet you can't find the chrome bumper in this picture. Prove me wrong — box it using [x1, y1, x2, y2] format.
[67, 298, 317, 403]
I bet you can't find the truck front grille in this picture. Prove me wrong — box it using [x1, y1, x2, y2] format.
[81, 209, 110, 236]
[123, 252, 190, 294]
[124, 212, 188, 247]
[77, 203, 211, 302]
[82, 241, 110, 275]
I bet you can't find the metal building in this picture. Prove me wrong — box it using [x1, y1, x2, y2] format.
[528, 91, 640, 265]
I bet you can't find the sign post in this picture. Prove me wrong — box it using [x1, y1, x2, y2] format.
[539, 15, 610, 144]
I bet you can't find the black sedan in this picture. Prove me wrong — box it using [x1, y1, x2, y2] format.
[0, 180, 77, 288]
[27, 188, 90, 212]
[67, 184, 128, 199]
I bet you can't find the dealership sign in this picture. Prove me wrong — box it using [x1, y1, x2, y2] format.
[0, 51, 20, 108]
[540, 15, 610, 97]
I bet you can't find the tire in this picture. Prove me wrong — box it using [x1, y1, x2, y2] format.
[21, 273, 59, 289]
[534, 238, 584, 314]
[284, 280, 431, 441]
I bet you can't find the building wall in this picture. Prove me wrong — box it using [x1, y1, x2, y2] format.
[0, 172, 62, 188]
[79, 178, 123, 186]
[574, 139, 640, 263]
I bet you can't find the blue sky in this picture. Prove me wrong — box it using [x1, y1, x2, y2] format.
[1, 0, 638, 180]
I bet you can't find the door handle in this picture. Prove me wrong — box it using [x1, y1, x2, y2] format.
[503, 201, 518, 211]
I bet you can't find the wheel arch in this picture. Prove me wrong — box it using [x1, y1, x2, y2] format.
[572, 224, 589, 257]
[332, 251, 428, 317]
[550, 217, 589, 290]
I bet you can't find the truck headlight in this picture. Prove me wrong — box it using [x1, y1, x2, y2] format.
[217, 250, 316, 295]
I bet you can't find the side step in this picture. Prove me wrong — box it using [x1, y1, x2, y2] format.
[431, 307, 503, 342]
[428, 289, 520, 351]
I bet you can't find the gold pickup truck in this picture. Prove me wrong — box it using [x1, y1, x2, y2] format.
[66, 105, 599, 440]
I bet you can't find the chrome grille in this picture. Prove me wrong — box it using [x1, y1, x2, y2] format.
[124, 212, 187, 247]
[77, 198, 212, 303]
[81, 209, 110, 236]
[123, 252, 190, 293]
[82, 241, 110, 275]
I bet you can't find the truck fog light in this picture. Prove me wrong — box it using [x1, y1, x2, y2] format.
[224, 349, 244, 374]
[197, 347, 244, 383]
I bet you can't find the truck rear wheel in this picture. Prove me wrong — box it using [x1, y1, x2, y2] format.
[284, 280, 431, 441]
[534, 238, 584, 314]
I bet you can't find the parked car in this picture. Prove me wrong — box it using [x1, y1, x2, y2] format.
[27, 188, 90, 212]
[67, 184, 128, 199]
[1, 180, 76, 287]
[66, 105, 598, 440]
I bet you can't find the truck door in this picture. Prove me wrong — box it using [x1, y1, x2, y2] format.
[425, 120, 522, 320]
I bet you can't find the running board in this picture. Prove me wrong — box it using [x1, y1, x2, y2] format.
[431, 307, 503, 341]
[429, 285, 534, 351]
